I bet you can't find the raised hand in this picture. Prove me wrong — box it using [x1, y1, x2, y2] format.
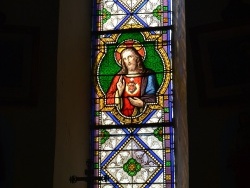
[128, 97, 144, 107]
[117, 75, 125, 96]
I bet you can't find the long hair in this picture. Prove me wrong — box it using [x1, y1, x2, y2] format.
[119, 47, 145, 74]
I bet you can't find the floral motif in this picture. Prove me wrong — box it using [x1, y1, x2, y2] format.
[154, 127, 163, 142]
[100, 129, 110, 144]
[101, 8, 111, 24]
[153, 5, 163, 20]
[123, 158, 141, 176]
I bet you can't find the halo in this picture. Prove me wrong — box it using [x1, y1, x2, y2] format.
[114, 40, 146, 66]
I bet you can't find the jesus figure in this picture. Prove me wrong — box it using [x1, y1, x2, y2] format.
[106, 47, 158, 116]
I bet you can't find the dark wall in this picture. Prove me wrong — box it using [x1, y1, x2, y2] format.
[186, 0, 250, 187]
[1, 0, 250, 188]
[0, 0, 58, 188]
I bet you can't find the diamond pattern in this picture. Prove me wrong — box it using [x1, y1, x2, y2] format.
[102, 137, 162, 186]
[119, 0, 144, 11]
[94, 0, 174, 187]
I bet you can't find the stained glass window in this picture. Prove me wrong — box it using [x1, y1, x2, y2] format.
[91, 0, 174, 187]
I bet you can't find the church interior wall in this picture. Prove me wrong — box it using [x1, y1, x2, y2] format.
[0, 0, 250, 188]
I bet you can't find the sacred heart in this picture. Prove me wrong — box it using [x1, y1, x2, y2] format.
[128, 81, 137, 93]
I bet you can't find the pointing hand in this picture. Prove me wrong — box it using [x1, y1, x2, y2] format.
[117, 75, 125, 96]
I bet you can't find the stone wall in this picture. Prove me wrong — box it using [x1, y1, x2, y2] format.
[173, 0, 189, 188]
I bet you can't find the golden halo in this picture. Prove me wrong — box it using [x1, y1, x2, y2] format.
[114, 40, 146, 66]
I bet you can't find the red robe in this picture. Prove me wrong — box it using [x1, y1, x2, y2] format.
[106, 75, 142, 116]
[106, 69, 158, 117]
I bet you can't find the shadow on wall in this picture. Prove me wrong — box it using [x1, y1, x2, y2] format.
[188, 1, 250, 187]
[229, 112, 250, 187]
[0, 115, 13, 188]
[221, 0, 250, 21]
[220, 111, 250, 188]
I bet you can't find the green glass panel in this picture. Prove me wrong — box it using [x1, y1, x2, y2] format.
[98, 32, 164, 93]
[94, 163, 99, 169]
[123, 158, 142, 177]
[164, 107, 169, 113]
[166, 161, 171, 167]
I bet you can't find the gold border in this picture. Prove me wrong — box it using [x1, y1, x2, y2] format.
[94, 24, 171, 124]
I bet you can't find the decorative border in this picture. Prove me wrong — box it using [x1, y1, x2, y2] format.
[94, 24, 171, 124]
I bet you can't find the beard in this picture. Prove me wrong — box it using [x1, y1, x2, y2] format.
[127, 63, 137, 72]
[128, 66, 136, 72]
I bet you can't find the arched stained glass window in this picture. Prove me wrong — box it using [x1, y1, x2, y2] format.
[91, 0, 174, 187]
